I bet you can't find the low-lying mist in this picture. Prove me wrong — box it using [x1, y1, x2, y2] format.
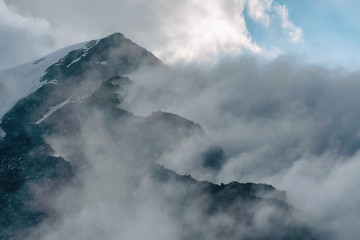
[31, 101, 302, 240]
[123, 55, 360, 239]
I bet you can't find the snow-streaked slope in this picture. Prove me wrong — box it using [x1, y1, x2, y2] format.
[0, 41, 92, 122]
[35, 98, 72, 125]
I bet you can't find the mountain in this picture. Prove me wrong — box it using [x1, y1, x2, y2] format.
[0, 33, 318, 240]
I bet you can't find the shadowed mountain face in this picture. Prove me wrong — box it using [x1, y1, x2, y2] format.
[0, 33, 318, 240]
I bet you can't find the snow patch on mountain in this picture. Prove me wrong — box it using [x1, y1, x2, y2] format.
[0, 41, 93, 123]
[0, 127, 5, 139]
[46, 79, 58, 85]
[35, 98, 72, 124]
[66, 39, 100, 68]
[35, 79, 105, 125]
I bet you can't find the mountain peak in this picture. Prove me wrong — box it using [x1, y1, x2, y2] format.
[105, 32, 125, 39]
[96, 32, 128, 47]
[39, 32, 162, 84]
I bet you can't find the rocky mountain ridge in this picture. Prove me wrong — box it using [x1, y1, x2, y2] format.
[0, 33, 318, 240]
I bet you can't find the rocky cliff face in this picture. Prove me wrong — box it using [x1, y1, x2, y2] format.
[0, 33, 318, 240]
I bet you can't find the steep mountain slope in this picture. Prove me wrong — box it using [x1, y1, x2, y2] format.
[0, 33, 318, 240]
[0, 41, 95, 125]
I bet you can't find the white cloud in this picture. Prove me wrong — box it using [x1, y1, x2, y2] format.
[152, 0, 263, 63]
[245, 0, 273, 27]
[1, 0, 302, 67]
[274, 3, 303, 43]
[1, 0, 264, 65]
[265, 152, 360, 239]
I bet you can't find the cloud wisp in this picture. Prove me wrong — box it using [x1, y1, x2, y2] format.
[273, 3, 303, 43]
[245, 0, 273, 27]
